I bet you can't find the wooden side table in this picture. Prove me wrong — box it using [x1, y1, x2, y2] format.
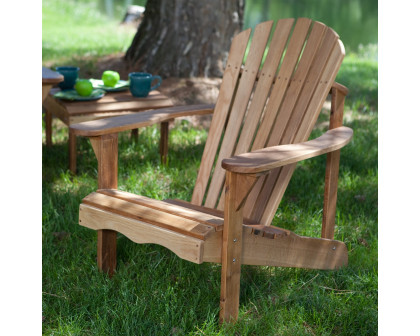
[43, 88, 173, 173]
[42, 67, 63, 103]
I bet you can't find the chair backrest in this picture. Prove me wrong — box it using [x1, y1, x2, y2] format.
[191, 18, 345, 225]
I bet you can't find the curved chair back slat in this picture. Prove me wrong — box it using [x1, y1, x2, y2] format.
[191, 18, 345, 226]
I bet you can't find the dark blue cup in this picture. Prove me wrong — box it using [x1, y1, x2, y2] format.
[129, 72, 162, 97]
[55, 66, 80, 90]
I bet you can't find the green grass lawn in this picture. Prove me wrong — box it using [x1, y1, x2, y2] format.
[42, 0, 137, 73]
[42, 1, 378, 335]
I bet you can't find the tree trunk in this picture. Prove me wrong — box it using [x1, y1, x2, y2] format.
[125, 0, 245, 78]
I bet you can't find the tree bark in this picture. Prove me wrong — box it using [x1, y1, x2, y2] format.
[125, 0, 245, 78]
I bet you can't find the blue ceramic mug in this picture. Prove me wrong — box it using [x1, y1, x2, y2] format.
[129, 72, 162, 97]
[56, 66, 80, 90]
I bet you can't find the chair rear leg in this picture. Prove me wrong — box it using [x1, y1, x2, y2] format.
[322, 85, 346, 239]
[97, 230, 117, 276]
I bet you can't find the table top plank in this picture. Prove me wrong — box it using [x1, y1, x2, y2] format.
[47, 89, 173, 115]
[42, 67, 64, 84]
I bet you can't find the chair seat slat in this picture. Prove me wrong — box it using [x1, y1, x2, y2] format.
[82, 192, 215, 240]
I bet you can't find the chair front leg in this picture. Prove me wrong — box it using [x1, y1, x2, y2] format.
[89, 133, 119, 276]
[220, 171, 260, 323]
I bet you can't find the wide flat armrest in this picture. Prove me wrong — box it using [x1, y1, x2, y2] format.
[222, 126, 353, 174]
[330, 82, 349, 96]
[70, 104, 214, 137]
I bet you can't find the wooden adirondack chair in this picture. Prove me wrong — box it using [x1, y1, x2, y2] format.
[71, 18, 353, 323]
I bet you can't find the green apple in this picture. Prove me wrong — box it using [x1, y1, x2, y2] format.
[102, 70, 120, 87]
[75, 79, 93, 96]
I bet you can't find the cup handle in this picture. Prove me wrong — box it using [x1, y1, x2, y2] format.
[150, 76, 162, 91]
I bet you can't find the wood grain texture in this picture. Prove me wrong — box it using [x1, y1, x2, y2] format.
[219, 172, 246, 323]
[280, 27, 339, 145]
[191, 28, 251, 206]
[258, 37, 346, 226]
[97, 229, 117, 276]
[97, 189, 224, 230]
[88, 134, 119, 275]
[70, 104, 213, 136]
[322, 84, 347, 239]
[241, 226, 348, 269]
[322, 150, 341, 239]
[221, 126, 352, 174]
[80, 204, 204, 264]
[82, 192, 215, 240]
[216, 19, 294, 211]
[202, 224, 348, 270]
[64, 91, 172, 115]
[251, 27, 346, 225]
[163, 198, 258, 225]
[205, 21, 274, 209]
[244, 21, 330, 221]
[89, 134, 119, 189]
[233, 19, 294, 157]
[69, 130, 77, 173]
[243, 18, 313, 219]
[160, 121, 169, 165]
[250, 18, 312, 152]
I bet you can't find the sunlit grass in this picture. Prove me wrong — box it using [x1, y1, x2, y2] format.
[42, 0, 136, 71]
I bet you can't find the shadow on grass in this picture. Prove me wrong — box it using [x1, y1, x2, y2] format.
[43, 106, 377, 334]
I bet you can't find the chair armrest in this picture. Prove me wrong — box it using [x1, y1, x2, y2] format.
[330, 82, 349, 96]
[222, 126, 353, 174]
[70, 104, 214, 137]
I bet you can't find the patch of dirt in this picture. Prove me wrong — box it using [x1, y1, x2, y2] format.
[95, 54, 221, 105]
[96, 54, 222, 128]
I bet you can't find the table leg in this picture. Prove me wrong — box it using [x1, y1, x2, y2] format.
[160, 121, 169, 165]
[69, 129, 77, 174]
[131, 128, 139, 142]
[45, 107, 52, 147]
[42, 84, 53, 103]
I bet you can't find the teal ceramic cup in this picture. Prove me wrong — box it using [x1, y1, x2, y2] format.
[129, 72, 162, 97]
[56, 66, 80, 90]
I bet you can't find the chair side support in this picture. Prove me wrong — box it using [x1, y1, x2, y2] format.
[322, 84, 347, 239]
